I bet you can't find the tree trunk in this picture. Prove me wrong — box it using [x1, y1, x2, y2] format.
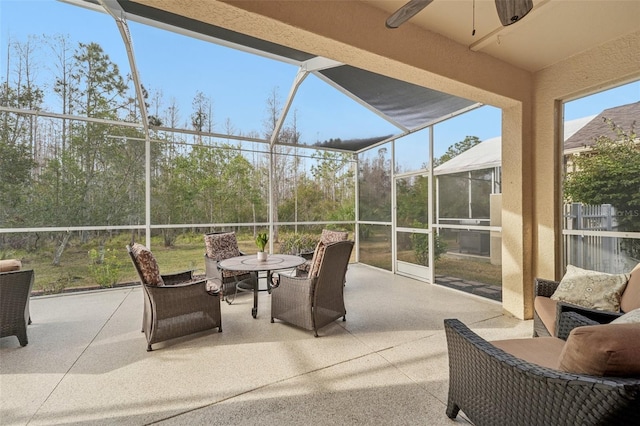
[52, 231, 71, 266]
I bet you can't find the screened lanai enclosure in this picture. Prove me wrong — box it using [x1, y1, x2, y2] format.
[2, 0, 512, 300]
[2, 0, 639, 307]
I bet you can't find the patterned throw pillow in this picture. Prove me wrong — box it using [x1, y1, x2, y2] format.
[204, 232, 242, 261]
[308, 230, 349, 278]
[550, 265, 629, 312]
[320, 229, 349, 245]
[130, 243, 164, 286]
[308, 242, 326, 279]
[611, 307, 640, 324]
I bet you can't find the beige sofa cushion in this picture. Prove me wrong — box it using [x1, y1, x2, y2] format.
[493, 337, 565, 370]
[621, 263, 640, 313]
[534, 296, 558, 336]
[551, 265, 629, 312]
[0, 259, 22, 272]
[558, 323, 640, 376]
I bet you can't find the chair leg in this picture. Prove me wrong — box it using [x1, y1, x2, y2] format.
[225, 280, 238, 305]
[446, 400, 460, 419]
[225, 292, 235, 305]
[17, 331, 28, 347]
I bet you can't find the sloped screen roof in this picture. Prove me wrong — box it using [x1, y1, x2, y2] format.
[319, 65, 477, 131]
[105, 0, 479, 152]
[118, 0, 315, 62]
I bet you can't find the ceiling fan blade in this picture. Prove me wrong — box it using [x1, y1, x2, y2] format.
[495, 0, 533, 26]
[386, 0, 434, 29]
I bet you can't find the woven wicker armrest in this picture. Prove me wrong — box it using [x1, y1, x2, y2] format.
[161, 270, 194, 285]
[158, 277, 207, 289]
[534, 278, 559, 298]
[556, 311, 599, 340]
[145, 278, 218, 298]
[299, 250, 314, 261]
[444, 318, 640, 425]
[556, 301, 621, 324]
[277, 273, 313, 287]
[272, 274, 314, 303]
[446, 318, 584, 380]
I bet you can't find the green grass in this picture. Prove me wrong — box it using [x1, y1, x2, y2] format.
[435, 256, 502, 286]
[14, 233, 289, 294]
[11, 231, 500, 294]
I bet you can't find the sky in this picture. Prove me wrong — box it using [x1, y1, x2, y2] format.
[1, 0, 639, 168]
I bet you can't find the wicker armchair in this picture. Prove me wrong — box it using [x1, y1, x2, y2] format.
[532, 278, 619, 337]
[127, 244, 222, 351]
[533, 263, 640, 337]
[203, 232, 254, 304]
[271, 240, 353, 337]
[0, 269, 34, 347]
[444, 315, 640, 426]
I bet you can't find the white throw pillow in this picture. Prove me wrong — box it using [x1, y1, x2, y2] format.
[611, 307, 640, 324]
[550, 265, 629, 312]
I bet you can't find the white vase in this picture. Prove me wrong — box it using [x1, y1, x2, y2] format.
[257, 251, 268, 261]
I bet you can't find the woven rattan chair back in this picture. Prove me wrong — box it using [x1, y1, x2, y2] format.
[0, 269, 34, 346]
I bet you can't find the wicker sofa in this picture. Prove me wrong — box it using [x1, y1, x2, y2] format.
[445, 313, 640, 426]
[533, 263, 640, 337]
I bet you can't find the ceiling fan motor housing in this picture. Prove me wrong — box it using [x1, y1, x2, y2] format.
[495, 0, 534, 26]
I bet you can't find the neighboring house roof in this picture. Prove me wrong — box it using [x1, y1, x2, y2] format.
[434, 116, 594, 176]
[434, 137, 501, 176]
[564, 115, 597, 141]
[564, 102, 639, 151]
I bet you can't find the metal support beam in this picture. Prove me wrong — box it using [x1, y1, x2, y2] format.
[269, 68, 309, 148]
[99, 0, 152, 248]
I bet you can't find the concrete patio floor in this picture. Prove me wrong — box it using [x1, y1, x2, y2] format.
[1, 264, 532, 425]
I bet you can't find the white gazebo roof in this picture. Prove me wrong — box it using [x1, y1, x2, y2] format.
[434, 115, 596, 176]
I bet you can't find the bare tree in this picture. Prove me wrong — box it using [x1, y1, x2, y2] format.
[12, 37, 42, 168]
[190, 90, 210, 144]
[263, 87, 298, 242]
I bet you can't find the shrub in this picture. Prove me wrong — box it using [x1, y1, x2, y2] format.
[411, 225, 447, 266]
[88, 248, 121, 288]
[279, 233, 317, 255]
